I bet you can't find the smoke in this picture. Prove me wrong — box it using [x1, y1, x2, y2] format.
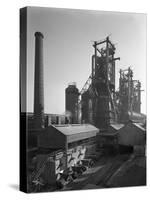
[61, 111, 72, 124]
[65, 110, 72, 118]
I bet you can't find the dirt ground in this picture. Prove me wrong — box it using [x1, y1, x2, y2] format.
[62, 154, 146, 191]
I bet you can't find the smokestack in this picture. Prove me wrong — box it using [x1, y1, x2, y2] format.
[34, 32, 44, 129]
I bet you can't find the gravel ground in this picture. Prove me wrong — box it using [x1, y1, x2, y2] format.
[106, 155, 146, 187]
[62, 154, 131, 191]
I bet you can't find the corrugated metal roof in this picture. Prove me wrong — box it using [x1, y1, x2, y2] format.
[38, 124, 99, 147]
[52, 124, 99, 136]
[133, 123, 146, 132]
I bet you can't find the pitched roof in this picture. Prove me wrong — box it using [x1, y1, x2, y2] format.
[52, 124, 99, 136]
[110, 124, 124, 130]
[133, 123, 146, 132]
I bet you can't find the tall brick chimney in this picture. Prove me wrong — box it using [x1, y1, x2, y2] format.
[34, 32, 44, 129]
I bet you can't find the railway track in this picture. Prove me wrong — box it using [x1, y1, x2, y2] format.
[63, 154, 131, 190]
[96, 154, 130, 187]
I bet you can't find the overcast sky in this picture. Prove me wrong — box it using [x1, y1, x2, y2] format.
[27, 7, 146, 114]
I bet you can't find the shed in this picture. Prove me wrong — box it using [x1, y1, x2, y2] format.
[118, 122, 146, 146]
[97, 124, 124, 147]
[38, 124, 99, 149]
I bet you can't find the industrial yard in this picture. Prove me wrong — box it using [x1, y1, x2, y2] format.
[27, 151, 146, 192]
[63, 154, 146, 190]
[21, 30, 146, 193]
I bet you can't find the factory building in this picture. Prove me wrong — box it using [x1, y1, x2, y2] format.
[64, 36, 146, 156]
[26, 112, 69, 148]
[38, 124, 98, 153]
[25, 32, 146, 190]
[118, 122, 146, 155]
[32, 124, 99, 184]
[99, 124, 124, 145]
[97, 124, 124, 154]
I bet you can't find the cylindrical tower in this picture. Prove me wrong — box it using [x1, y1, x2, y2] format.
[65, 82, 79, 124]
[34, 32, 45, 129]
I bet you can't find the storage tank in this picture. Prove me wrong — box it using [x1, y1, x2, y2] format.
[65, 82, 79, 124]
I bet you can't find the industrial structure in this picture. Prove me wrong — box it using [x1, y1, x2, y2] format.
[81, 37, 120, 130]
[35, 124, 98, 184]
[117, 67, 145, 123]
[65, 37, 120, 130]
[24, 32, 146, 192]
[65, 36, 146, 129]
[65, 82, 79, 124]
[34, 32, 45, 129]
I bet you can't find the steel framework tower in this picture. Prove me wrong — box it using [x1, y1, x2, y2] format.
[117, 67, 142, 122]
[79, 36, 120, 130]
